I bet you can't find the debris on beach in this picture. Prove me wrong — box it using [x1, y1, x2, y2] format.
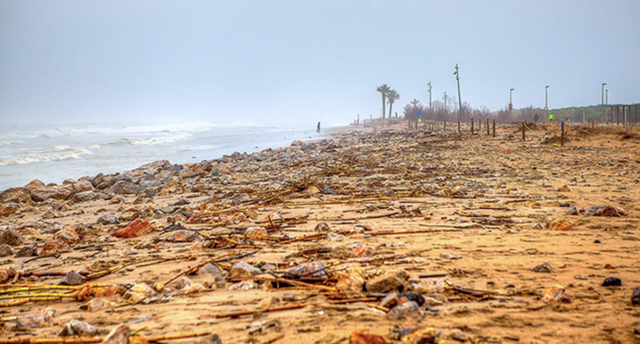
[0, 121, 639, 343]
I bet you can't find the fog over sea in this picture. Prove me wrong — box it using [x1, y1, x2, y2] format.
[0, 121, 324, 191]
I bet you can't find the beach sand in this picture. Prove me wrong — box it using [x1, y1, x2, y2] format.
[1, 121, 639, 343]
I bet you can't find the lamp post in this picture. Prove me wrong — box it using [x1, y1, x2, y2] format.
[601, 83, 607, 105]
[454, 64, 462, 120]
[509, 88, 515, 110]
[606, 89, 608, 104]
[545, 85, 550, 120]
[428, 82, 432, 109]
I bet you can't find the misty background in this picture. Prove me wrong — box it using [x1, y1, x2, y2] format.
[1, 1, 639, 128]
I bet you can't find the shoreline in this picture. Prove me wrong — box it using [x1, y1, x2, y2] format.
[0, 122, 639, 343]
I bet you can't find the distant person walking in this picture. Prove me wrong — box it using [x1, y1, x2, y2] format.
[548, 113, 554, 122]
[533, 113, 539, 123]
[317, 122, 321, 133]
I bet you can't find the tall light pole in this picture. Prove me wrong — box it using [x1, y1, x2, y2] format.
[545, 85, 550, 120]
[601, 83, 607, 105]
[606, 89, 608, 104]
[454, 64, 462, 120]
[428, 82, 432, 109]
[509, 88, 515, 110]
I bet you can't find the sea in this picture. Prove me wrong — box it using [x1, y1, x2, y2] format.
[0, 121, 328, 191]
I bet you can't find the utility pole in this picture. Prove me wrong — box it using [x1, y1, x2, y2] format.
[601, 83, 607, 105]
[428, 82, 432, 109]
[454, 64, 462, 121]
[606, 89, 608, 104]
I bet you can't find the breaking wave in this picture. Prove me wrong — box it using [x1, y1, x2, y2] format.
[0, 148, 93, 166]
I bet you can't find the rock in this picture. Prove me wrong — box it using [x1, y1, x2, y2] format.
[40, 226, 80, 256]
[198, 334, 223, 344]
[547, 218, 573, 231]
[59, 270, 86, 286]
[24, 179, 46, 191]
[291, 140, 303, 147]
[349, 331, 390, 344]
[541, 285, 572, 304]
[0, 203, 19, 217]
[14, 243, 38, 257]
[365, 269, 409, 293]
[244, 227, 268, 238]
[440, 252, 461, 259]
[602, 277, 622, 287]
[0, 187, 32, 203]
[108, 181, 141, 195]
[70, 179, 94, 194]
[314, 222, 331, 232]
[323, 186, 337, 195]
[72, 191, 100, 203]
[59, 319, 97, 337]
[0, 229, 24, 246]
[565, 207, 578, 215]
[199, 263, 222, 276]
[166, 229, 201, 242]
[601, 205, 622, 217]
[230, 261, 261, 278]
[557, 185, 571, 192]
[288, 261, 327, 278]
[92, 173, 117, 190]
[101, 324, 131, 344]
[97, 214, 118, 225]
[0, 244, 12, 257]
[532, 262, 554, 273]
[386, 301, 424, 320]
[631, 287, 640, 306]
[174, 197, 190, 206]
[31, 184, 74, 202]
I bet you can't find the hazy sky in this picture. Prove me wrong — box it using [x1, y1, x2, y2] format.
[1, 1, 639, 127]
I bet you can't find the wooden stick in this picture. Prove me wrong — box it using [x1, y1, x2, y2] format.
[329, 297, 377, 304]
[279, 233, 325, 245]
[215, 303, 309, 319]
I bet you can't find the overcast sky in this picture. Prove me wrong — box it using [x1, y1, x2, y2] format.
[1, 1, 638, 127]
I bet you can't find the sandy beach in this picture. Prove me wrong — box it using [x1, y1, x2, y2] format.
[1, 121, 639, 344]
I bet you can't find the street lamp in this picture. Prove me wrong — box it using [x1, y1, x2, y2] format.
[606, 89, 608, 104]
[509, 88, 515, 110]
[601, 83, 607, 105]
[545, 85, 550, 120]
[428, 82, 432, 109]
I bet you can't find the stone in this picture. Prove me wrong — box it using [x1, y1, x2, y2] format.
[565, 207, 578, 215]
[365, 269, 409, 293]
[31, 184, 74, 202]
[548, 218, 573, 231]
[101, 324, 130, 344]
[631, 287, 640, 306]
[229, 261, 261, 278]
[72, 191, 100, 203]
[557, 185, 571, 192]
[0, 229, 24, 246]
[107, 181, 141, 195]
[59, 270, 86, 285]
[0, 203, 19, 217]
[199, 263, 222, 276]
[349, 331, 390, 344]
[71, 179, 94, 193]
[0, 187, 32, 203]
[14, 243, 38, 257]
[532, 262, 554, 273]
[0, 244, 12, 257]
[291, 140, 303, 147]
[97, 214, 118, 225]
[602, 277, 622, 287]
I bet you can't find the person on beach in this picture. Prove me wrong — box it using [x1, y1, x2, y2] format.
[317, 122, 321, 133]
[548, 113, 554, 122]
[533, 113, 539, 123]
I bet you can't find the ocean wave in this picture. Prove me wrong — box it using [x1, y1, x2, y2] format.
[0, 148, 93, 166]
[0, 140, 24, 146]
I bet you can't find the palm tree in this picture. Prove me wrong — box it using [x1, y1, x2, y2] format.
[387, 90, 400, 119]
[410, 99, 420, 107]
[376, 84, 391, 119]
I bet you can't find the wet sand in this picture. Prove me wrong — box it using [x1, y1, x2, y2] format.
[1, 121, 639, 343]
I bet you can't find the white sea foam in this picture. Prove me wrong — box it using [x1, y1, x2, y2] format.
[0, 148, 92, 166]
